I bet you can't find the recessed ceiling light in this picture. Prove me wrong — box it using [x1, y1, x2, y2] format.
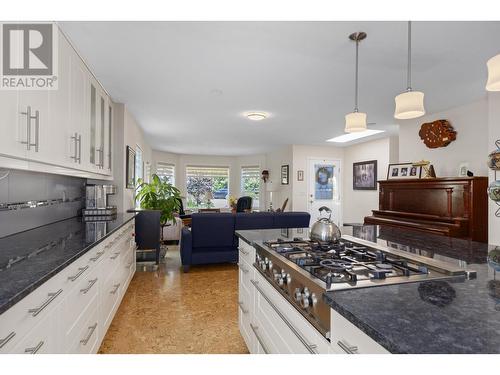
[245, 112, 268, 121]
[326, 129, 384, 143]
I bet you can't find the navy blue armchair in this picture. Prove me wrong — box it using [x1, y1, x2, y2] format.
[180, 211, 310, 272]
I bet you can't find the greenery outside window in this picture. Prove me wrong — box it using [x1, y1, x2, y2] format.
[241, 166, 260, 209]
[186, 166, 230, 209]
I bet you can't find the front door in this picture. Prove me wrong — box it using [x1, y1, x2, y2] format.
[307, 159, 342, 227]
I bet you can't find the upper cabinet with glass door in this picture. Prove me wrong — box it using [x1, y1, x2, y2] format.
[0, 23, 113, 179]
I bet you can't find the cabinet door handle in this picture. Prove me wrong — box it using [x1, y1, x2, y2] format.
[80, 278, 98, 294]
[0, 331, 16, 349]
[28, 289, 63, 317]
[238, 264, 249, 274]
[238, 301, 249, 314]
[70, 132, 78, 161]
[68, 266, 89, 282]
[110, 252, 120, 260]
[110, 283, 120, 295]
[80, 323, 97, 345]
[251, 279, 318, 354]
[77, 134, 81, 163]
[20, 106, 32, 150]
[90, 250, 104, 262]
[250, 324, 269, 354]
[24, 340, 44, 354]
[239, 248, 249, 255]
[337, 340, 358, 354]
[33, 110, 39, 152]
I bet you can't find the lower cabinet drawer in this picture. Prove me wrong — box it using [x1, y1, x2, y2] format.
[330, 309, 389, 354]
[62, 264, 100, 334]
[11, 304, 61, 354]
[67, 303, 100, 354]
[252, 272, 330, 354]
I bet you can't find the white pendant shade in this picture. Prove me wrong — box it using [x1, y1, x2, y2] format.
[486, 54, 500, 91]
[394, 91, 425, 120]
[344, 112, 367, 133]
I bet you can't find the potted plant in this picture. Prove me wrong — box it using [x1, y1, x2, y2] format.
[228, 195, 238, 213]
[135, 174, 181, 239]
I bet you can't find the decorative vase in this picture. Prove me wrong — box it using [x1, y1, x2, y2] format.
[488, 149, 500, 170]
[488, 180, 500, 202]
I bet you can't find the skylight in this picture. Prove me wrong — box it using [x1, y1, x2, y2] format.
[326, 129, 385, 143]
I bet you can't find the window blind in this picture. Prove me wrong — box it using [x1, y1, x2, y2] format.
[156, 162, 175, 185]
[186, 166, 229, 178]
[241, 166, 260, 179]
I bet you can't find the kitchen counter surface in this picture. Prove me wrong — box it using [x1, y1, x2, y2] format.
[235, 225, 500, 354]
[0, 213, 135, 315]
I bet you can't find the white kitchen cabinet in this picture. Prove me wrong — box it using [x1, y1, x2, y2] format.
[330, 309, 389, 354]
[0, 88, 28, 163]
[0, 219, 136, 354]
[0, 23, 114, 179]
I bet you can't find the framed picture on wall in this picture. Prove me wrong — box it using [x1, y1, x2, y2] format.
[353, 160, 377, 190]
[281, 164, 289, 185]
[387, 162, 422, 180]
[126, 146, 136, 189]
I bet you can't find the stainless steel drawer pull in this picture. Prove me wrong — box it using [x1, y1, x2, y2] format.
[110, 252, 120, 260]
[70, 133, 78, 162]
[33, 110, 39, 152]
[28, 289, 63, 317]
[68, 266, 89, 282]
[238, 301, 249, 314]
[24, 340, 44, 354]
[90, 250, 105, 261]
[110, 283, 120, 295]
[0, 332, 16, 349]
[251, 279, 318, 354]
[250, 324, 269, 354]
[80, 323, 97, 345]
[238, 264, 249, 274]
[77, 134, 81, 163]
[337, 340, 358, 354]
[80, 278, 98, 294]
[239, 248, 249, 255]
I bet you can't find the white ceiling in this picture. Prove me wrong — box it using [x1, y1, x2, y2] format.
[59, 21, 500, 155]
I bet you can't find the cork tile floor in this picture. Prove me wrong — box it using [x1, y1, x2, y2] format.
[98, 246, 249, 354]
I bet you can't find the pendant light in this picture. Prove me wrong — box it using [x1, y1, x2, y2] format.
[394, 21, 426, 120]
[486, 54, 500, 91]
[345, 32, 367, 133]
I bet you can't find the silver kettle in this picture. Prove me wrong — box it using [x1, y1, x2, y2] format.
[310, 206, 341, 243]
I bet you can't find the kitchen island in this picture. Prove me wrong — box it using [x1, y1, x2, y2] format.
[235, 225, 500, 354]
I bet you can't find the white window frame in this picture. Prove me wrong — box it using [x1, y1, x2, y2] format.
[240, 165, 261, 209]
[185, 165, 230, 209]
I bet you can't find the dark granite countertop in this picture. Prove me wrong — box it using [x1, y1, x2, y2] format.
[0, 213, 135, 315]
[236, 225, 500, 353]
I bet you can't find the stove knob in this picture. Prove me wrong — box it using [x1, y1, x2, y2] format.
[301, 294, 310, 308]
[310, 292, 317, 307]
[268, 260, 273, 271]
[277, 276, 284, 286]
[285, 273, 292, 284]
[294, 288, 302, 301]
[302, 287, 310, 299]
[260, 260, 266, 270]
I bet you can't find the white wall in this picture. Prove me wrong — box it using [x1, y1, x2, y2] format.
[105, 103, 152, 213]
[488, 92, 500, 245]
[264, 146, 294, 211]
[398, 98, 489, 177]
[343, 137, 397, 224]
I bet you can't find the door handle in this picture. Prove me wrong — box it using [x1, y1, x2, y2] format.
[77, 134, 81, 163]
[33, 110, 39, 152]
[70, 132, 78, 162]
[28, 289, 63, 317]
[80, 323, 97, 345]
[24, 340, 44, 354]
[80, 278, 98, 294]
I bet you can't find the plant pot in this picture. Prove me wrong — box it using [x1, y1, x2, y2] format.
[488, 149, 500, 170]
[488, 180, 500, 201]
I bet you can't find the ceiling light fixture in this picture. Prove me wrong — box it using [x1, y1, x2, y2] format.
[246, 112, 268, 121]
[345, 32, 368, 133]
[394, 21, 426, 120]
[327, 129, 385, 143]
[486, 54, 500, 91]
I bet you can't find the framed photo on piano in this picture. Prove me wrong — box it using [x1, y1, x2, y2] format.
[387, 162, 422, 180]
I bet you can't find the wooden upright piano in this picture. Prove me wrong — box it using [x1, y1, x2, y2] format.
[364, 177, 488, 243]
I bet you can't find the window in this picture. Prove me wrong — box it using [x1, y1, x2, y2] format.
[156, 162, 175, 185]
[241, 166, 260, 209]
[186, 166, 230, 209]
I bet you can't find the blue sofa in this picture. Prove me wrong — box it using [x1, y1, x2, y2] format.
[180, 211, 310, 272]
